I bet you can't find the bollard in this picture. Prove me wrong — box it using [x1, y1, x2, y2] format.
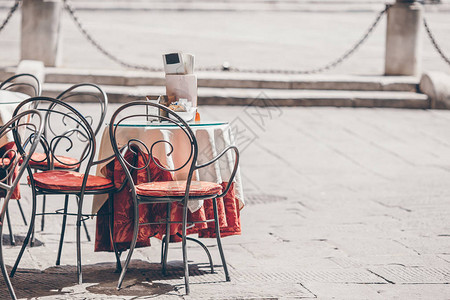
[385, 0, 423, 76]
[21, 0, 63, 67]
[420, 72, 450, 109]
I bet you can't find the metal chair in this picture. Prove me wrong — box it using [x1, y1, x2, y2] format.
[9, 97, 117, 285]
[0, 109, 44, 300]
[29, 83, 108, 248]
[0, 73, 41, 246]
[109, 101, 239, 295]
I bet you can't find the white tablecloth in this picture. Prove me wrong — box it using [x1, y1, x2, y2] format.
[0, 90, 29, 144]
[92, 122, 244, 214]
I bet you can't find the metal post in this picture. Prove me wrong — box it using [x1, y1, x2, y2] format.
[385, 0, 423, 76]
[21, 0, 62, 66]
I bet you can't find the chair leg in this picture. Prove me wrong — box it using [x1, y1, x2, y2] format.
[162, 202, 171, 275]
[182, 204, 190, 295]
[76, 196, 91, 242]
[31, 195, 41, 247]
[0, 224, 18, 299]
[40, 194, 46, 231]
[176, 233, 214, 274]
[5, 207, 15, 246]
[160, 237, 165, 264]
[108, 194, 121, 273]
[56, 195, 69, 266]
[17, 200, 28, 226]
[30, 219, 35, 247]
[76, 192, 85, 285]
[82, 218, 91, 242]
[213, 198, 230, 282]
[117, 200, 140, 289]
[10, 188, 38, 278]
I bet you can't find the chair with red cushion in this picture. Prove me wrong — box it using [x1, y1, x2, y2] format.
[0, 109, 44, 300]
[9, 97, 119, 286]
[29, 83, 108, 245]
[109, 101, 240, 295]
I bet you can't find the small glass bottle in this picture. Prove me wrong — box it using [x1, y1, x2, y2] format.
[195, 110, 201, 123]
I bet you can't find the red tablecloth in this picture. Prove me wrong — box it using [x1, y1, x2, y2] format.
[0, 141, 20, 199]
[95, 149, 241, 252]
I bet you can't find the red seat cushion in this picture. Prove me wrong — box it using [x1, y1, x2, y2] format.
[29, 152, 80, 169]
[136, 180, 222, 197]
[31, 170, 114, 191]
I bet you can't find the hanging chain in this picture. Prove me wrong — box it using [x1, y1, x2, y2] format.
[423, 16, 450, 67]
[229, 5, 389, 74]
[6, 2, 447, 73]
[64, 0, 387, 74]
[63, 0, 164, 72]
[0, 0, 21, 34]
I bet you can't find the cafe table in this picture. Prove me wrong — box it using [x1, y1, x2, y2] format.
[93, 121, 244, 252]
[0, 90, 29, 144]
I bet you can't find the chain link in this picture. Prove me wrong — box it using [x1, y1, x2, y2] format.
[0, 0, 21, 34]
[63, 0, 164, 72]
[423, 16, 450, 67]
[230, 5, 389, 74]
[7, 2, 447, 73]
[64, 0, 387, 74]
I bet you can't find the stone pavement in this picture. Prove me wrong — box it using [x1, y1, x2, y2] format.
[1, 103, 450, 299]
[1, 1, 450, 298]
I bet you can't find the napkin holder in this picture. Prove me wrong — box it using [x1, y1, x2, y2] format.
[165, 74, 197, 108]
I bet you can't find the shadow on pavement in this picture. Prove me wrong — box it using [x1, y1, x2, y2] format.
[2, 235, 44, 247]
[0, 259, 215, 298]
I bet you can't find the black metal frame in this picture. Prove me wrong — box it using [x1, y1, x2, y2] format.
[56, 83, 108, 138]
[109, 101, 239, 295]
[8, 97, 117, 285]
[0, 73, 41, 98]
[0, 109, 44, 300]
[1, 73, 41, 245]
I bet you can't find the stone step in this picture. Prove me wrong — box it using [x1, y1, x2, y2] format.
[42, 83, 429, 108]
[40, 68, 419, 92]
[1, 68, 419, 92]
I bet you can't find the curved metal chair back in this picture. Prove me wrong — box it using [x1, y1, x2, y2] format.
[0, 73, 41, 97]
[13, 97, 96, 175]
[109, 101, 199, 203]
[0, 109, 43, 300]
[56, 83, 108, 137]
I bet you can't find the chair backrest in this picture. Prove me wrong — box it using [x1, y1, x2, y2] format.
[13, 97, 96, 173]
[56, 83, 108, 137]
[0, 109, 43, 222]
[109, 101, 198, 201]
[0, 73, 41, 97]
